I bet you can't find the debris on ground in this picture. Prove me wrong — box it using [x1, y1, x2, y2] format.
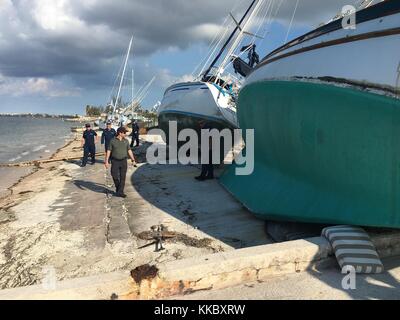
[130, 264, 159, 284]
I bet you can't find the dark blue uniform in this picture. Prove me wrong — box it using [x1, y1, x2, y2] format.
[101, 128, 116, 151]
[82, 129, 97, 166]
[130, 122, 140, 147]
[197, 123, 215, 180]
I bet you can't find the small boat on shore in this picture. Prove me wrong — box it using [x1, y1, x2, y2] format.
[221, 0, 400, 228]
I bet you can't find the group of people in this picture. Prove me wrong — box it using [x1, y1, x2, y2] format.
[81, 119, 217, 198]
[80, 120, 140, 198]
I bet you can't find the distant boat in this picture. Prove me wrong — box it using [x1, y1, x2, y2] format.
[157, 0, 266, 144]
[97, 37, 156, 131]
[221, 0, 400, 228]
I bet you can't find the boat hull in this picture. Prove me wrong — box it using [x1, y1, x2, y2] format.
[157, 82, 237, 144]
[158, 110, 236, 144]
[220, 80, 400, 228]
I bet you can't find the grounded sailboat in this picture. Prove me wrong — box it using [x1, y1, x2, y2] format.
[221, 0, 400, 228]
[157, 0, 266, 144]
[97, 37, 155, 130]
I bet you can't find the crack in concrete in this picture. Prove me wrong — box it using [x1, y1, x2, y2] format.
[103, 173, 113, 245]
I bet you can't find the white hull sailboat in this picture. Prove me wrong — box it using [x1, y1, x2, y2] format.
[157, 0, 267, 141]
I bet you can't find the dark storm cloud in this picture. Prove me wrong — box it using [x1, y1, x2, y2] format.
[0, 0, 361, 91]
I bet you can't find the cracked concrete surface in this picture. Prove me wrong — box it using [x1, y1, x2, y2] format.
[0, 134, 271, 291]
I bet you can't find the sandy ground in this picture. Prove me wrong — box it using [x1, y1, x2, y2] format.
[0, 167, 35, 199]
[0, 133, 270, 290]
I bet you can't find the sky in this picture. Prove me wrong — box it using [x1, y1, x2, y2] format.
[0, 0, 358, 115]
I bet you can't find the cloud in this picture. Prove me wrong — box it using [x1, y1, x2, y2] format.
[0, 74, 81, 97]
[0, 0, 367, 102]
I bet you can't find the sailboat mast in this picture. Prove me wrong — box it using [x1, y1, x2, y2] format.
[216, 0, 264, 78]
[132, 69, 135, 102]
[131, 69, 135, 119]
[113, 36, 133, 115]
[201, 0, 258, 81]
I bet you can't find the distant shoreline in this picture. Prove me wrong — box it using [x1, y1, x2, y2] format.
[0, 113, 80, 119]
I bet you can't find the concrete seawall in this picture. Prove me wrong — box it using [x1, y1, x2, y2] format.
[1, 231, 399, 300]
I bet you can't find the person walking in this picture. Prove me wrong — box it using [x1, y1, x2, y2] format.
[101, 121, 116, 162]
[130, 120, 140, 148]
[105, 127, 137, 198]
[81, 123, 98, 167]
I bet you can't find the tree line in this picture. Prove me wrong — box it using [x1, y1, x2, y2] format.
[85, 105, 113, 117]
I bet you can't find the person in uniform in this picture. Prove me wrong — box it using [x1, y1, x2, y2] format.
[195, 120, 215, 181]
[130, 120, 140, 148]
[101, 121, 116, 162]
[81, 123, 98, 167]
[105, 127, 137, 198]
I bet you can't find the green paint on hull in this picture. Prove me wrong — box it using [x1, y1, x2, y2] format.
[220, 80, 400, 228]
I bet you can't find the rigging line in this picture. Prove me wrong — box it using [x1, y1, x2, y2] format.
[192, 14, 232, 77]
[215, 0, 265, 79]
[202, 0, 260, 81]
[284, 0, 300, 44]
[218, 0, 281, 76]
[108, 46, 134, 107]
[136, 77, 155, 103]
[249, 0, 274, 46]
[215, 2, 265, 74]
[192, 17, 232, 78]
[246, 0, 269, 45]
[274, 0, 285, 16]
[193, 0, 243, 78]
[224, 0, 272, 70]
[266, 0, 283, 29]
[259, 0, 275, 39]
[197, 14, 238, 77]
[264, 0, 280, 34]
[191, 31, 223, 78]
[107, 57, 125, 105]
[241, 0, 267, 45]
[198, 22, 233, 78]
[261, 0, 284, 40]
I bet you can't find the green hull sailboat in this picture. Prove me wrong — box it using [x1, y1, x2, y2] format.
[221, 1, 400, 228]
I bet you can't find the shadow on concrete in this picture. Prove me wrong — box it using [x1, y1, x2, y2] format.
[306, 246, 400, 300]
[65, 158, 105, 167]
[65, 159, 82, 166]
[73, 179, 111, 194]
[265, 221, 329, 242]
[130, 163, 272, 249]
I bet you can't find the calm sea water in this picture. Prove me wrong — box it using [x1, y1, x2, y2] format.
[0, 116, 74, 164]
